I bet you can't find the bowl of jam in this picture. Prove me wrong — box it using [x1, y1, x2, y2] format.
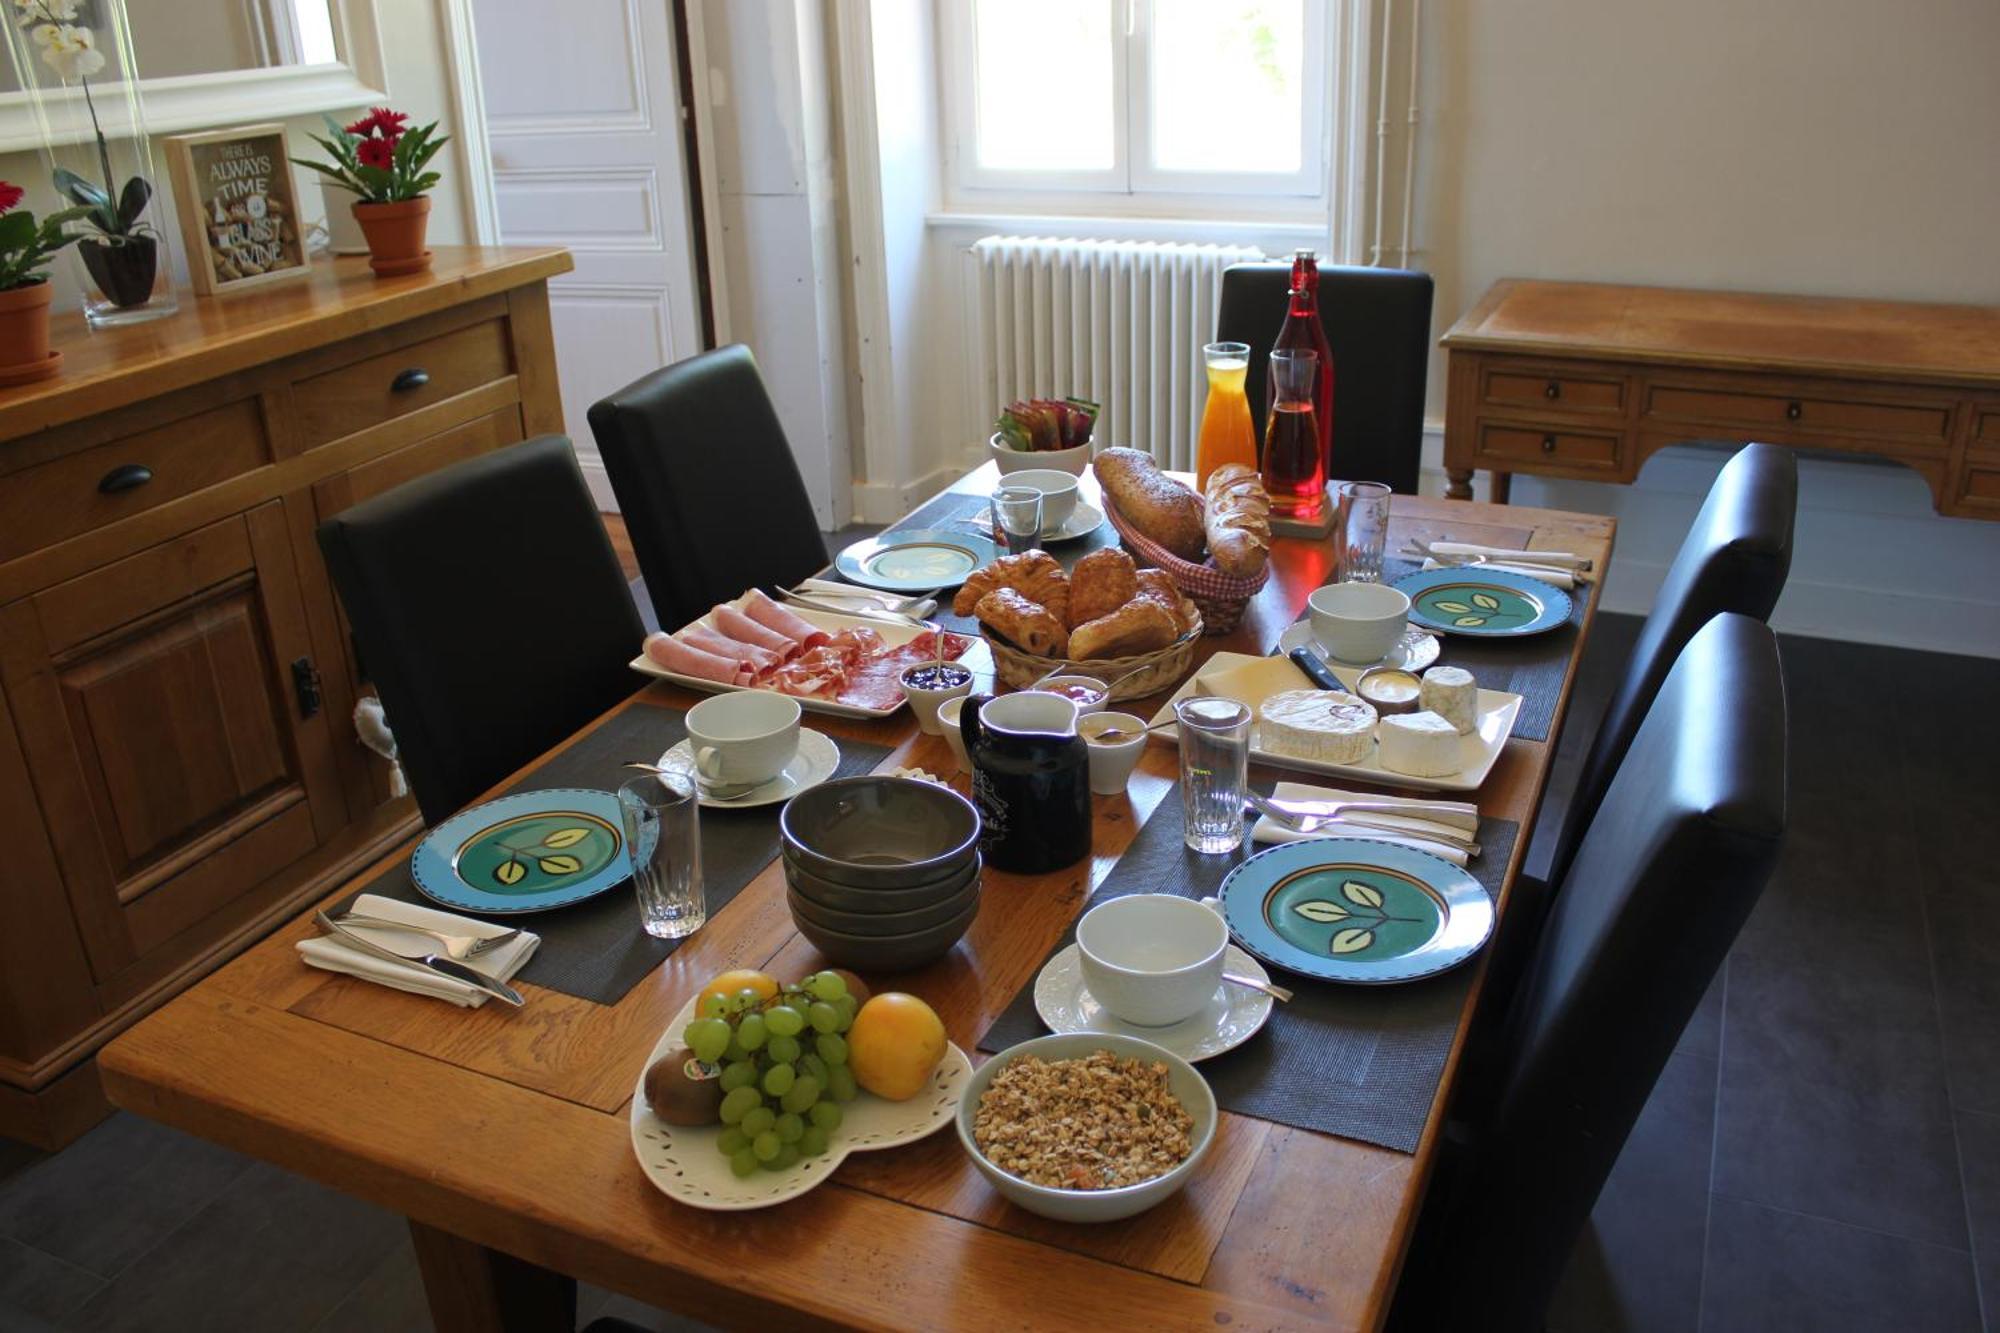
[1031, 675, 1109, 716]
[900, 661, 976, 735]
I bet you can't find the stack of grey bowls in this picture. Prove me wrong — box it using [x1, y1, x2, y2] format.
[779, 776, 982, 971]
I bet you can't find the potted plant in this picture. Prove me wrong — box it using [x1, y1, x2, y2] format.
[0, 181, 88, 382]
[293, 109, 449, 276]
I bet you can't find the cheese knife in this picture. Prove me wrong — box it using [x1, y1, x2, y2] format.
[313, 910, 526, 1007]
[1288, 645, 1351, 694]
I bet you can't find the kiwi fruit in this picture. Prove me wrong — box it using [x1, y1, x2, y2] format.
[644, 1045, 723, 1126]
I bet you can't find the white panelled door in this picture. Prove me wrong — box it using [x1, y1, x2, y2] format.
[471, 0, 704, 508]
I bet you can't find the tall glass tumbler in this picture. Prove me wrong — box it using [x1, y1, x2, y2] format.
[1337, 481, 1392, 583]
[618, 773, 705, 939]
[1176, 697, 1252, 854]
[991, 486, 1045, 555]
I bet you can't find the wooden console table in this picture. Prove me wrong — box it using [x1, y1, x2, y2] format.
[1440, 279, 2000, 518]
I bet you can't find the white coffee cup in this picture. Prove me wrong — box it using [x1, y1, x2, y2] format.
[1308, 582, 1411, 664]
[1000, 468, 1080, 532]
[685, 691, 801, 788]
[1076, 893, 1227, 1027]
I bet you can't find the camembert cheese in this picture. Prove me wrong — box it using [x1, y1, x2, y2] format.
[1420, 665, 1478, 735]
[1378, 710, 1462, 778]
[1260, 690, 1378, 764]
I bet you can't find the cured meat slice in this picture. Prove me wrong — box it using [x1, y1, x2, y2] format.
[678, 626, 780, 675]
[711, 603, 797, 656]
[742, 589, 830, 649]
[643, 632, 751, 685]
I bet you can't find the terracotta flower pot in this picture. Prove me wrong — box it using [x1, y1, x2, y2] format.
[0, 279, 60, 384]
[352, 197, 433, 276]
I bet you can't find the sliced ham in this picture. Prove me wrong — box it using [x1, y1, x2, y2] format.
[678, 626, 780, 675]
[742, 589, 830, 649]
[643, 632, 750, 685]
[711, 603, 797, 656]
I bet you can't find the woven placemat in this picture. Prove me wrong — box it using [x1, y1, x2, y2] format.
[338, 703, 890, 1006]
[1282, 556, 1583, 742]
[979, 782, 1517, 1154]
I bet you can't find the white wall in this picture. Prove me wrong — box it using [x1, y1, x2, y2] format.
[1410, 0, 2000, 655]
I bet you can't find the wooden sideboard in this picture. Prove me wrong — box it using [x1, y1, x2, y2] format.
[1440, 279, 2000, 517]
[0, 245, 572, 1148]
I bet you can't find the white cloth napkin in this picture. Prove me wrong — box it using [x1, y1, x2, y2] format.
[1426, 541, 1589, 569]
[1421, 557, 1576, 590]
[1251, 781, 1479, 865]
[296, 893, 539, 1007]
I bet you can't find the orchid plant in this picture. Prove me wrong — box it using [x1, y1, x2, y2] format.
[293, 109, 448, 206]
[10, 0, 158, 249]
[0, 181, 88, 290]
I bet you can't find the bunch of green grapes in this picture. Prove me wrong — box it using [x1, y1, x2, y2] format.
[681, 970, 859, 1177]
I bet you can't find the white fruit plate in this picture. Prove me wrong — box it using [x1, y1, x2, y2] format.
[628, 995, 972, 1211]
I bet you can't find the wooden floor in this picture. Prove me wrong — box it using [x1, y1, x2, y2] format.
[603, 512, 639, 581]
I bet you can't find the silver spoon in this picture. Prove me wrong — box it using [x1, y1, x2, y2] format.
[1223, 972, 1292, 1003]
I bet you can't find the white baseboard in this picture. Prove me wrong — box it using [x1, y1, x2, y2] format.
[852, 461, 973, 525]
[577, 454, 619, 513]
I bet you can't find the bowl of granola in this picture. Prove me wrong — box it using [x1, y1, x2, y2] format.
[956, 1033, 1216, 1222]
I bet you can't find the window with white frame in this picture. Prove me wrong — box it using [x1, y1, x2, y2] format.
[941, 0, 1332, 218]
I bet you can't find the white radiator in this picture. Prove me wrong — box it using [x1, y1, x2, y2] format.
[962, 236, 1266, 471]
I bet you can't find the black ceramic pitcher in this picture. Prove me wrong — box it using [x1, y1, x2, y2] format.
[961, 691, 1091, 873]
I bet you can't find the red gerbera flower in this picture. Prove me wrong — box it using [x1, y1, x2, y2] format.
[356, 136, 394, 170]
[0, 182, 22, 216]
[345, 106, 410, 141]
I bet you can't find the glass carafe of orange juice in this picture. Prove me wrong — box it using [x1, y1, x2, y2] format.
[1196, 341, 1257, 486]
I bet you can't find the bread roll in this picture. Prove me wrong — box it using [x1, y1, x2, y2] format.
[952, 550, 1070, 625]
[1069, 600, 1178, 660]
[1067, 548, 1139, 628]
[1203, 464, 1272, 578]
[1093, 448, 1206, 561]
[974, 587, 1070, 658]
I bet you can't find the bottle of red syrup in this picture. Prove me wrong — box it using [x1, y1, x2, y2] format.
[1269, 249, 1335, 485]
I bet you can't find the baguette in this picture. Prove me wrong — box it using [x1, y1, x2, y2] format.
[1092, 448, 1206, 561]
[1202, 464, 1272, 578]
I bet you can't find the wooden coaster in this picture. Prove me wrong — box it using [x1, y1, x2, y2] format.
[1270, 504, 1337, 539]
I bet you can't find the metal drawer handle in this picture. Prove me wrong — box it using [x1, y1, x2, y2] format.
[1785, 400, 1802, 421]
[98, 463, 153, 494]
[1541, 434, 1557, 454]
[1544, 380, 1561, 400]
[391, 367, 431, 394]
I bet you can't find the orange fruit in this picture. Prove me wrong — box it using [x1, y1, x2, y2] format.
[848, 993, 947, 1101]
[694, 969, 778, 1015]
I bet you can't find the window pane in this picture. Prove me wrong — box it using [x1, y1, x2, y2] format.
[1149, 0, 1306, 174]
[972, 0, 1114, 172]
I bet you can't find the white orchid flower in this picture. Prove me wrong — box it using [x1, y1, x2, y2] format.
[13, 0, 80, 27]
[36, 22, 104, 81]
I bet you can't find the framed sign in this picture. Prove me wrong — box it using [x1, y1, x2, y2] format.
[165, 123, 310, 296]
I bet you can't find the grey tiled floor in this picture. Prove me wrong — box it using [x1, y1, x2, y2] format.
[0, 619, 1994, 1331]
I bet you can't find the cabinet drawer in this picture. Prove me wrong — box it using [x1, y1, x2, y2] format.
[1954, 452, 2000, 514]
[1484, 367, 1626, 414]
[1475, 424, 1622, 470]
[1972, 404, 2000, 448]
[0, 398, 268, 564]
[293, 316, 514, 449]
[1644, 383, 1952, 443]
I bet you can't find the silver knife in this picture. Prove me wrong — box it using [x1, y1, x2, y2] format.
[313, 911, 526, 1007]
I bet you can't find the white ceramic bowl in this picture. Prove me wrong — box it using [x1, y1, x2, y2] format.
[1308, 581, 1412, 665]
[957, 1031, 1216, 1223]
[1030, 674, 1109, 716]
[1079, 711, 1146, 795]
[1076, 893, 1228, 1027]
[989, 432, 1092, 477]
[998, 467, 1081, 531]
[684, 690, 801, 787]
[900, 660, 975, 735]
[937, 695, 972, 774]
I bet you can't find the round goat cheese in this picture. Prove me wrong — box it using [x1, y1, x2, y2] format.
[1420, 665, 1479, 735]
[1378, 710, 1463, 778]
[1259, 689, 1378, 765]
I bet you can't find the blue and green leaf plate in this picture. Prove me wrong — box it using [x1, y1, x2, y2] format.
[1391, 566, 1573, 638]
[1217, 838, 1494, 984]
[410, 788, 646, 915]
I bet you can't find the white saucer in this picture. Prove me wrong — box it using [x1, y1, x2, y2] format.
[656, 730, 841, 809]
[1033, 942, 1275, 1062]
[1277, 619, 1441, 672]
[1042, 501, 1105, 543]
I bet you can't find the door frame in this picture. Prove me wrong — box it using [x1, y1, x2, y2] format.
[438, 0, 502, 246]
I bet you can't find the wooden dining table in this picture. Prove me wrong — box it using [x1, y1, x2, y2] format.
[97, 463, 1615, 1333]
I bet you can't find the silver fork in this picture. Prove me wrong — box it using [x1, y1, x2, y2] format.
[1246, 793, 1483, 854]
[331, 912, 520, 960]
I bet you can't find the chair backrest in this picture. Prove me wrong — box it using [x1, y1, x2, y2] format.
[1416, 613, 1787, 1331]
[1547, 442, 1796, 889]
[588, 344, 828, 633]
[1214, 261, 1434, 494]
[316, 435, 644, 825]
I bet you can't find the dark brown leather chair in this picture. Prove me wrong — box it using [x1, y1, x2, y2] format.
[316, 435, 644, 825]
[588, 344, 828, 633]
[1213, 262, 1433, 493]
[1392, 613, 1788, 1332]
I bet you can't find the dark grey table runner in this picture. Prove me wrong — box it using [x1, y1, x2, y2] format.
[339, 704, 890, 1006]
[979, 783, 1517, 1154]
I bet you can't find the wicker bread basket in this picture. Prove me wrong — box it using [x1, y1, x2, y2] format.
[1103, 498, 1270, 634]
[982, 610, 1204, 701]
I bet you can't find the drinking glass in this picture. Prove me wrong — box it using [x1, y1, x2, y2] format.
[991, 486, 1045, 554]
[1196, 341, 1256, 485]
[1336, 481, 1392, 583]
[1176, 697, 1251, 854]
[1261, 349, 1326, 520]
[617, 773, 705, 939]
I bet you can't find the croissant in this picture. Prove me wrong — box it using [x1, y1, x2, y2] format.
[1067, 548, 1139, 628]
[1134, 568, 1198, 636]
[1069, 600, 1178, 660]
[974, 587, 1070, 658]
[952, 550, 1070, 625]
[1203, 464, 1272, 577]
